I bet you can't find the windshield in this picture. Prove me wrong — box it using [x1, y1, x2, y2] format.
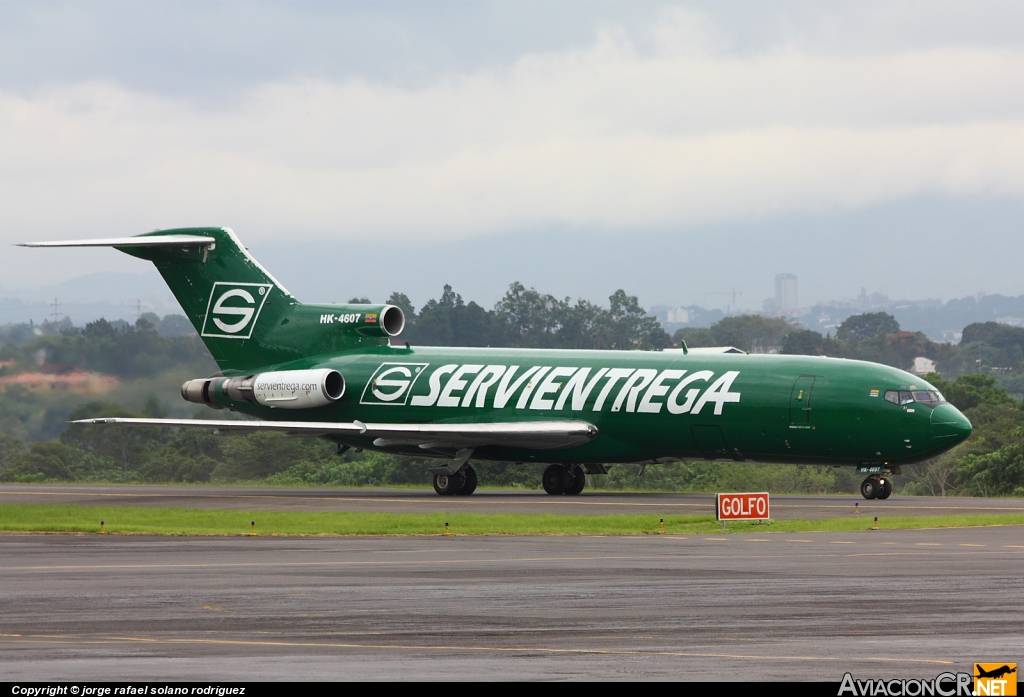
[884, 389, 946, 408]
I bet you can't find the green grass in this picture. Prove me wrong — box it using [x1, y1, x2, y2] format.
[2, 503, 1024, 536]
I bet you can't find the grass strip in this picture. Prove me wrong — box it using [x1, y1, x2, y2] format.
[2, 503, 1024, 536]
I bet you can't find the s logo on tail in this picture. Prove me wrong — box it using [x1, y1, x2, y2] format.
[201, 282, 273, 339]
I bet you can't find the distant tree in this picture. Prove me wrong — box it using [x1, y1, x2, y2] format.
[960, 322, 1024, 371]
[6, 441, 89, 481]
[0, 433, 25, 473]
[711, 315, 791, 353]
[555, 299, 605, 350]
[348, 297, 371, 304]
[412, 285, 460, 345]
[414, 285, 494, 347]
[61, 402, 161, 475]
[155, 314, 196, 337]
[872, 331, 935, 372]
[457, 301, 493, 346]
[955, 427, 1024, 496]
[134, 316, 158, 334]
[961, 322, 1024, 347]
[493, 282, 565, 348]
[927, 373, 1018, 412]
[602, 290, 672, 350]
[782, 329, 824, 356]
[673, 327, 715, 348]
[836, 312, 900, 341]
[83, 318, 119, 340]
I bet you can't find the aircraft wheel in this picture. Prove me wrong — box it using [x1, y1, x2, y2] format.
[564, 466, 586, 495]
[433, 472, 462, 496]
[877, 478, 892, 500]
[542, 465, 570, 495]
[860, 477, 879, 500]
[456, 466, 478, 496]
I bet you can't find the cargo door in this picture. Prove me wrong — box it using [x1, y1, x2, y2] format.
[692, 425, 729, 459]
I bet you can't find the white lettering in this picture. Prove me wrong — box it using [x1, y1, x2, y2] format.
[438, 365, 483, 407]
[638, 369, 686, 414]
[592, 368, 635, 411]
[493, 366, 541, 409]
[555, 367, 608, 411]
[516, 367, 551, 408]
[691, 370, 742, 415]
[611, 368, 658, 413]
[666, 370, 713, 414]
[411, 364, 457, 407]
[462, 365, 506, 408]
[530, 367, 578, 410]
[839, 673, 858, 696]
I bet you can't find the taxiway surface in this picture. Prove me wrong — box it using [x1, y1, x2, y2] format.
[2, 484, 1024, 519]
[2, 528, 1023, 680]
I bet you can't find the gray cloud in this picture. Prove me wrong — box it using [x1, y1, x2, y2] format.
[2, 1, 1023, 309]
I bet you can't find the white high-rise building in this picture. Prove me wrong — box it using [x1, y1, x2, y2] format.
[666, 307, 690, 324]
[775, 274, 798, 315]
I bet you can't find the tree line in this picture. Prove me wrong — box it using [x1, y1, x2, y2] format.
[383, 283, 672, 350]
[1, 283, 1023, 495]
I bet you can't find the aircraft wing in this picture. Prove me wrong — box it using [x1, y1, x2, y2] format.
[73, 418, 598, 451]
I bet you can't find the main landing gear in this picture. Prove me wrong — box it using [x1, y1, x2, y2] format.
[542, 464, 586, 495]
[860, 476, 892, 500]
[433, 466, 478, 496]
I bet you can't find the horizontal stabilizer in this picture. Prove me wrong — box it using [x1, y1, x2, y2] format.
[73, 418, 599, 451]
[17, 235, 216, 248]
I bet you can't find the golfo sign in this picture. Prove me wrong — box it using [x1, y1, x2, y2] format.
[716, 492, 770, 521]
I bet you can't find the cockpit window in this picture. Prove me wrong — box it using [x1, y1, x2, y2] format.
[885, 389, 946, 407]
[913, 391, 946, 408]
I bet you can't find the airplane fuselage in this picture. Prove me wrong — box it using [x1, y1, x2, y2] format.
[215, 346, 971, 468]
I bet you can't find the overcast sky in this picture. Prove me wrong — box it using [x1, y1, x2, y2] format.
[2, 1, 1023, 312]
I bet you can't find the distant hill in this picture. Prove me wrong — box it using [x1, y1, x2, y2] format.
[0, 272, 180, 325]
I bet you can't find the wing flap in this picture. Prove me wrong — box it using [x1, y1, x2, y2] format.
[73, 418, 598, 451]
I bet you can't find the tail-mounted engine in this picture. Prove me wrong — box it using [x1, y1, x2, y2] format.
[182, 368, 345, 410]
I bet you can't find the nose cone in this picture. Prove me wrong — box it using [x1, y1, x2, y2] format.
[931, 404, 972, 447]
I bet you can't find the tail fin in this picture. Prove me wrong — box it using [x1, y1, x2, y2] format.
[20, 227, 404, 372]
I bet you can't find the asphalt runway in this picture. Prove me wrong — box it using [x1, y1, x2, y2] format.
[2, 484, 1024, 519]
[1, 528, 1023, 681]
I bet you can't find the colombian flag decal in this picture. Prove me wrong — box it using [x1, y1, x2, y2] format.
[365, 313, 378, 323]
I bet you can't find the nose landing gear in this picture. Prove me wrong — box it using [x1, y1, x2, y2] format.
[860, 476, 892, 500]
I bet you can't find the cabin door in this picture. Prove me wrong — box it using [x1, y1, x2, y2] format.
[789, 376, 816, 427]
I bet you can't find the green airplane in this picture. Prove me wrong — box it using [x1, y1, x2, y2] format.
[20, 227, 972, 499]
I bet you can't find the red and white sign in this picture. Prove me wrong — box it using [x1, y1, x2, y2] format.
[716, 492, 770, 521]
